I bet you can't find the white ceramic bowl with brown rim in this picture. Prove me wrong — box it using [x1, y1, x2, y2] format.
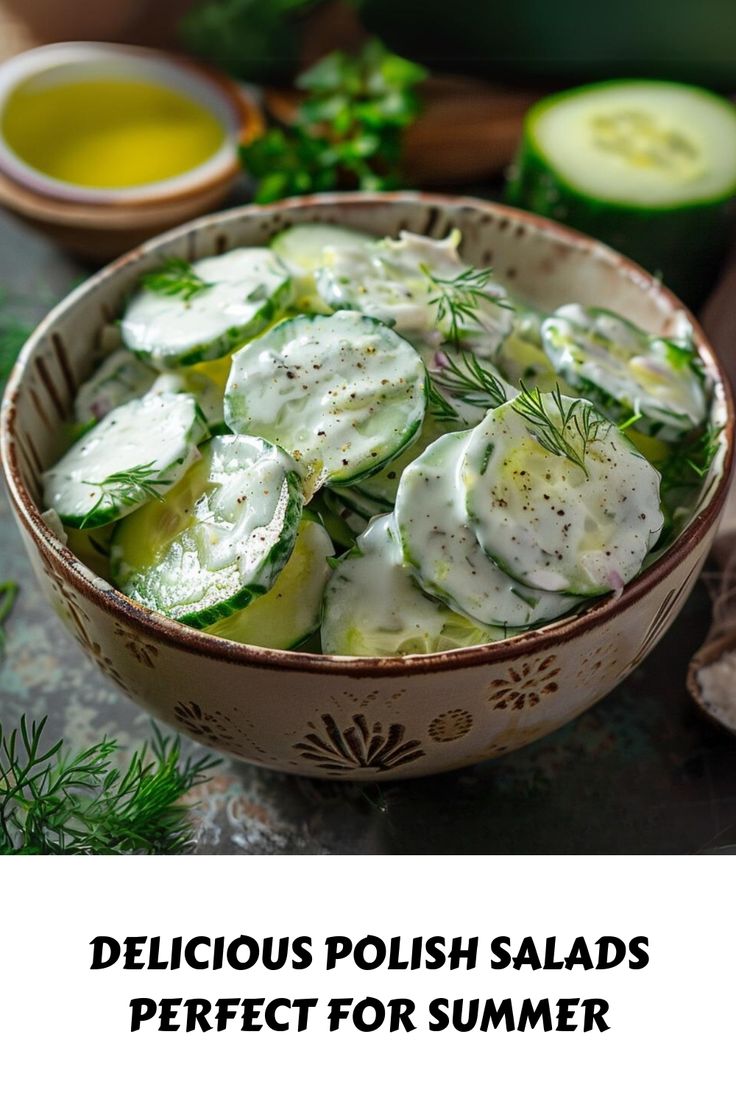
[1, 193, 733, 779]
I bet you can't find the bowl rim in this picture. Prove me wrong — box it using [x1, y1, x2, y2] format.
[0, 41, 246, 205]
[1, 190, 733, 678]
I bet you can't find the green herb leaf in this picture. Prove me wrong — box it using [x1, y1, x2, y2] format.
[142, 258, 211, 302]
[513, 384, 611, 477]
[0, 716, 219, 854]
[239, 36, 427, 203]
[432, 349, 508, 411]
[81, 461, 170, 529]
[422, 264, 514, 346]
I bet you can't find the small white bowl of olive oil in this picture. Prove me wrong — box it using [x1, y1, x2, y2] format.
[0, 42, 263, 256]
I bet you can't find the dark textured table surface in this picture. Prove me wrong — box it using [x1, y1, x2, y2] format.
[2, 208, 736, 856]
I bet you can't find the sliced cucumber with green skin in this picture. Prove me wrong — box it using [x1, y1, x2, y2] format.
[224, 310, 426, 490]
[506, 81, 736, 304]
[205, 518, 333, 649]
[395, 430, 581, 628]
[43, 393, 207, 530]
[316, 231, 512, 353]
[322, 514, 506, 657]
[353, 411, 453, 510]
[271, 223, 374, 275]
[74, 348, 157, 425]
[541, 304, 707, 440]
[121, 248, 292, 369]
[111, 435, 303, 628]
[461, 393, 664, 596]
[148, 360, 229, 434]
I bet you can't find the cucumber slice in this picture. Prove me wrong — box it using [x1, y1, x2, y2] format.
[541, 304, 707, 440]
[121, 248, 292, 369]
[322, 514, 505, 657]
[395, 430, 581, 628]
[496, 308, 561, 392]
[224, 310, 426, 490]
[507, 81, 736, 303]
[316, 231, 513, 352]
[461, 391, 664, 596]
[148, 356, 231, 433]
[74, 348, 157, 424]
[205, 518, 333, 649]
[43, 392, 207, 530]
[271, 222, 374, 275]
[111, 435, 303, 628]
[352, 412, 452, 510]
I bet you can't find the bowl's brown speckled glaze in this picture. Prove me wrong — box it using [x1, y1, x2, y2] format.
[1, 194, 733, 779]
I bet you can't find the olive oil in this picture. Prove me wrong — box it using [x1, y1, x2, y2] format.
[2, 79, 225, 189]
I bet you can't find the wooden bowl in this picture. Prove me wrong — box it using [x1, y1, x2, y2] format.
[1, 193, 733, 779]
[0, 42, 263, 260]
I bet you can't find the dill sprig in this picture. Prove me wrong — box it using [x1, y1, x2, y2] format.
[81, 462, 170, 529]
[434, 349, 508, 410]
[142, 258, 211, 302]
[513, 384, 610, 477]
[425, 374, 463, 423]
[0, 716, 219, 855]
[659, 422, 721, 494]
[0, 580, 18, 652]
[422, 264, 514, 345]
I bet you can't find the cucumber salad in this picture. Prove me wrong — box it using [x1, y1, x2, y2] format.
[43, 222, 717, 657]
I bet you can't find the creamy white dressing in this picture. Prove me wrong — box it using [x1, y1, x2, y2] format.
[121, 248, 291, 369]
[542, 304, 707, 438]
[44, 392, 205, 527]
[316, 231, 512, 354]
[462, 396, 664, 595]
[74, 348, 157, 424]
[225, 310, 426, 488]
[395, 430, 581, 627]
[322, 514, 502, 657]
[149, 367, 224, 430]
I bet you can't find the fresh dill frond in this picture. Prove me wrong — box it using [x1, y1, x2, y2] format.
[0, 580, 18, 651]
[141, 258, 211, 302]
[0, 716, 220, 855]
[513, 384, 610, 477]
[659, 422, 722, 493]
[422, 264, 514, 345]
[425, 374, 463, 423]
[81, 461, 170, 528]
[434, 349, 508, 410]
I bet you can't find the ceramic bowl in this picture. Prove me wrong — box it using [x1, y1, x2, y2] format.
[0, 43, 263, 260]
[1, 193, 733, 780]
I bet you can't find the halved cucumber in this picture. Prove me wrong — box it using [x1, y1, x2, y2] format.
[395, 430, 581, 628]
[541, 304, 707, 440]
[322, 514, 505, 657]
[205, 518, 333, 649]
[224, 310, 426, 490]
[507, 80, 736, 303]
[43, 392, 207, 530]
[461, 392, 664, 596]
[111, 434, 303, 628]
[74, 348, 157, 425]
[121, 248, 292, 369]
